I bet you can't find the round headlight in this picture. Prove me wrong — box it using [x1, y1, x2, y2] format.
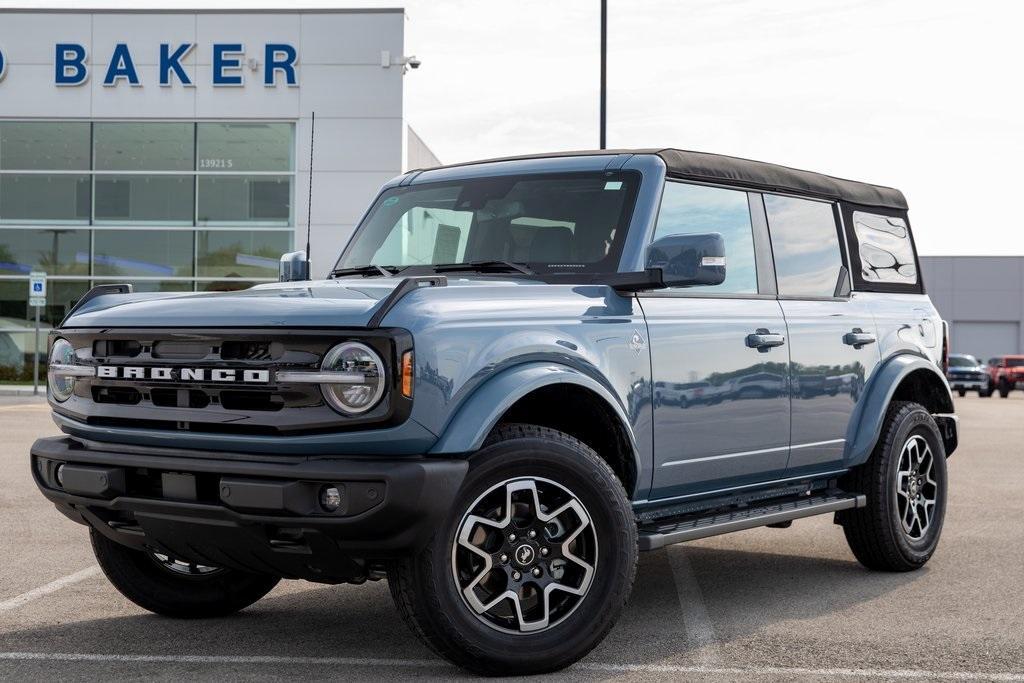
[320, 342, 386, 414]
[48, 338, 77, 402]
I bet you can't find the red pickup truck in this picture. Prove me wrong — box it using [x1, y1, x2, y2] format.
[985, 355, 1024, 397]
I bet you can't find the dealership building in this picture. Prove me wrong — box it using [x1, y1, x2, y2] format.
[920, 256, 1024, 361]
[0, 8, 436, 378]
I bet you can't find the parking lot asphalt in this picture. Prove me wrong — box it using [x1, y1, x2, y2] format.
[1, 394, 1022, 682]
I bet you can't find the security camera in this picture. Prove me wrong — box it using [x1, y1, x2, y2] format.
[407, 56, 421, 69]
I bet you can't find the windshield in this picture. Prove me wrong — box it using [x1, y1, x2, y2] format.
[948, 355, 978, 367]
[335, 172, 641, 275]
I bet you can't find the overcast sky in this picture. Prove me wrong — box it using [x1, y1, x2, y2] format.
[8, 0, 1022, 255]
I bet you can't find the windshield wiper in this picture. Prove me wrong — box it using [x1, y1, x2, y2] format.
[330, 264, 405, 278]
[432, 260, 534, 275]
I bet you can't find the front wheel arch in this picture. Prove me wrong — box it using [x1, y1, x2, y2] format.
[429, 363, 643, 496]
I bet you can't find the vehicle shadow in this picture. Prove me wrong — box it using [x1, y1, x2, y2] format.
[0, 543, 926, 680]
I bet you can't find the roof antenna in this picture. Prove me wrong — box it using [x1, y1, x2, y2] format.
[305, 111, 315, 280]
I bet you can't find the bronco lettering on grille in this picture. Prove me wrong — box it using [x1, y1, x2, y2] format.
[95, 366, 270, 383]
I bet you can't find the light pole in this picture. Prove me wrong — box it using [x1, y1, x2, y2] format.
[600, 0, 607, 149]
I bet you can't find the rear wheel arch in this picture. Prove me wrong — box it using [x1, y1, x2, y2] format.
[846, 355, 956, 467]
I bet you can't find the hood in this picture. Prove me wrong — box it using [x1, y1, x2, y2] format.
[61, 276, 550, 329]
[63, 279, 411, 329]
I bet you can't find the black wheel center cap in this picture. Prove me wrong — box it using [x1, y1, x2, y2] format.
[513, 543, 535, 566]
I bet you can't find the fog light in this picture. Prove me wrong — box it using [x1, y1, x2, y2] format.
[320, 485, 342, 512]
[55, 463, 66, 487]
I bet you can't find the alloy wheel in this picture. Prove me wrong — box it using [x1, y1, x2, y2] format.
[894, 434, 939, 540]
[149, 552, 223, 577]
[451, 477, 597, 634]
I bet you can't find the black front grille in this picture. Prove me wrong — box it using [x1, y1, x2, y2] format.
[56, 327, 413, 436]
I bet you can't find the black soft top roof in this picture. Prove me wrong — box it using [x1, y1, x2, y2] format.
[419, 148, 907, 211]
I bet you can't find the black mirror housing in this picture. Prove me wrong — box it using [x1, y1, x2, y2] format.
[279, 251, 310, 282]
[646, 233, 726, 288]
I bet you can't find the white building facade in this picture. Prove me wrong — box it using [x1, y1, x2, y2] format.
[0, 8, 436, 379]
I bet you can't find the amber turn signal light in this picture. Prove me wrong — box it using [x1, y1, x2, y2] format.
[401, 350, 414, 398]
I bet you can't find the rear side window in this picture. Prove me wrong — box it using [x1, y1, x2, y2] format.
[763, 194, 843, 298]
[851, 211, 918, 285]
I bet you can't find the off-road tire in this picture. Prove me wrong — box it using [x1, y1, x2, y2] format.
[956, 389, 966, 397]
[387, 423, 638, 676]
[839, 401, 947, 572]
[90, 530, 280, 618]
[998, 379, 1011, 398]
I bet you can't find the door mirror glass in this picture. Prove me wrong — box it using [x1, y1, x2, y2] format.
[647, 233, 726, 288]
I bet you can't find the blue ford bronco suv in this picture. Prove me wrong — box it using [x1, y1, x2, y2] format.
[32, 149, 958, 675]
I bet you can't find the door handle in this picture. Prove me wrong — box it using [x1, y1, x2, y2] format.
[746, 328, 785, 352]
[843, 328, 876, 349]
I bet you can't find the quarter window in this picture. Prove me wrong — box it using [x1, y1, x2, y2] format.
[653, 182, 758, 294]
[764, 195, 843, 298]
[851, 211, 917, 285]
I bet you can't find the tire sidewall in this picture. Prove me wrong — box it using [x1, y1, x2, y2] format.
[882, 408, 948, 562]
[421, 434, 636, 669]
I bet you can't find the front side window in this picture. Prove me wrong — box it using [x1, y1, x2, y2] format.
[851, 211, 917, 285]
[653, 181, 757, 294]
[764, 195, 843, 298]
[337, 172, 640, 274]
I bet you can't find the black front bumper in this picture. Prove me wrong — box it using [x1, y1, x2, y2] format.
[31, 436, 467, 583]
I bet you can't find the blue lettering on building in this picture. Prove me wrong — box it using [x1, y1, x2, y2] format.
[55, 43, 88, 86]
[0, 46, 6, 82]
[264, 44, 298, 86]
[212, 43, 244, 86]
[40, 43, 297, 87]
[103, 43, 141, 86]
[159, 43, 194, 87]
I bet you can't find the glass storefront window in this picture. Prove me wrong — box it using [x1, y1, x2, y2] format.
[0, 228, 90, 276]
[93, 122, 194, 172]
[94, 175, 194, 225]
[94, 230, 194, 278]
[197, 176, 291, 225]
[197, 230, 291, 278]
[0, 120, 295, 303]
[97, 280, 194, 293]
[0, 175, 90, 224]
[45, 279, 91, 326]
[0, 277, 88, 326]
[197, 123, 293, 172]
[0, 122, 90, 171]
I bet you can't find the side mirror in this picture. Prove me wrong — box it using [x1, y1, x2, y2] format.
[646, 233, 726, 288]
[279, 251, 309, 282]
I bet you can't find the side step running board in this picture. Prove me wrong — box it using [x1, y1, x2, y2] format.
[638, 491, 865, 551]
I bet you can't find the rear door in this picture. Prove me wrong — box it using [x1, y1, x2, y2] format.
[761, 194, 881, 476]
[642, 181, 790, 500]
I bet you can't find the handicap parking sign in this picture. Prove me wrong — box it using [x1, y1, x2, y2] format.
[29, 271, 46, 307]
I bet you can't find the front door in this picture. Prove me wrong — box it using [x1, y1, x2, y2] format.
[643, 181, 790, 501]
[760, 194, 881, 475]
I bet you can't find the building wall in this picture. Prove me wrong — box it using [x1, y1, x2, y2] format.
[920, 256, 1024, 359]
[0, 9, 407, 379]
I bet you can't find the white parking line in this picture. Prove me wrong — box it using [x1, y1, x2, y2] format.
[667, 546, 721, 664]
[0, 403, 50, 412]
[0, 653, 1021, 680]
[0, 567, 100, 613]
